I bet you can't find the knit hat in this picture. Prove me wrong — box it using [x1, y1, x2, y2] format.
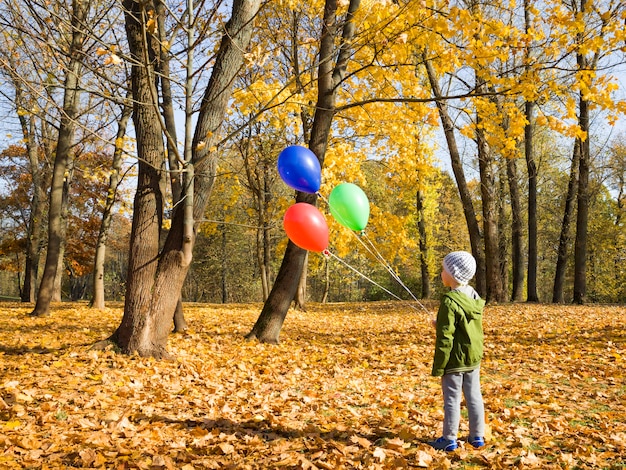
[443, 251, 476, 285]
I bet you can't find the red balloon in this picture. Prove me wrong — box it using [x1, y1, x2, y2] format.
[283, 203, 329, 252]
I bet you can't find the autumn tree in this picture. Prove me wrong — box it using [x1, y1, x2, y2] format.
[104, 0, 261, 358]
[0, 5, 58, 303]
[245, 0, 364, 343]
[90, 100, 132, 309]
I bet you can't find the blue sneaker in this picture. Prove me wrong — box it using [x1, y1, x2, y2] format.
[469, 436, 485, 448]
[429, 437, 457, 451]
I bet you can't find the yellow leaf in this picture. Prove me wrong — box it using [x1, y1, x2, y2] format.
[4, 420, 20, 430]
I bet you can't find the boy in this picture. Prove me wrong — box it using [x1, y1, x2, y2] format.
[430, 251, 486, 451]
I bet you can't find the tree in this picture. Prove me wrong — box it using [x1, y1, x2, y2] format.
[245, 0, 362, 343]
[421, 55, 486, 297]
[523, 0, 539, 302]
[91, 100, 131, 309]
[30, 0, 91, 316]
[553, 140, 580, 303]
[105, 0, 261, 358]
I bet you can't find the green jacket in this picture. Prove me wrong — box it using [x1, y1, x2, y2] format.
[432, 288, 485, 377]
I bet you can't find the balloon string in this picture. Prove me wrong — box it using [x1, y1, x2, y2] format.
[358, 232, 432, 316]
[323, 250, 425, 314]
[318, 191, 432, 318]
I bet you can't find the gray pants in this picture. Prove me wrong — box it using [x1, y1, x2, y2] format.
[441, 368, 485, 440]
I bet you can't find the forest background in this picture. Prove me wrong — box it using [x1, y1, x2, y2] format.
[0, 0, 624, 314]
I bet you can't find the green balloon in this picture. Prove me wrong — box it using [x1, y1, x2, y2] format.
[329, 183, 370, 231]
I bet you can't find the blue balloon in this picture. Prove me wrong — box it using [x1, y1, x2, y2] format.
[277, 146, 321, 194]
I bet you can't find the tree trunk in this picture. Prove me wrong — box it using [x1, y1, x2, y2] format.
[525, 101, 539, 302]
[91, 102, 131, 309]
[52, 236, 66, 302]
[6, 35, 47, 304]
[573, 97, 590, 304]
[416, 189, 431, 299]
[30, 0, 88, 316]
[572, 0, 590, 305]
[110, 0, 260, 357]
[155, 0, 190, 329]
[246, 0, 361, 343]
[20, 106, 46, 303]
[172, 298, 188, 332]
[497, 165, 509, 299]
[523, 0, 539, 302]
[552, 140, 580, 303]
[113, 0, 169, 356]
[221, 227, 228, 303]
[506, 156, 524, 301]
[422, 55, 486, 296]
[245, 241, 307, 343]
[294, 252, 308, 310]
[321, 257, 330, 303]
[476, 114, 505, 302]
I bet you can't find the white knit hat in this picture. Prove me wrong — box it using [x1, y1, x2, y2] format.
[443, 251, 476, 285]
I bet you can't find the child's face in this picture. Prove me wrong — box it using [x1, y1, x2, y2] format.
[441, 267, 455, 288]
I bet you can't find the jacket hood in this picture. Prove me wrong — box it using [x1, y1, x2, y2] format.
[447, 289, 485, 321]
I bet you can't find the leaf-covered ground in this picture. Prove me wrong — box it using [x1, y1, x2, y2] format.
[0, 302, 624, 469]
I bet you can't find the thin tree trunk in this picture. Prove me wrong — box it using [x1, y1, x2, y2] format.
[20, 105, 46, 303]
[552, 140, 580, 303]
[416, 189, 431, 299]
[246, 0, 361, 343]
[155, 0, 189, 333]
[221, 227, 228, 303]
[294, 252, 308, 310]
[30, 0, 89, 316]
[91, 102, 131, 309]
[497, 164, 509, 299]
[5, 30, 47, 304]
[572, 0, 590, 304]
[507, 157, 524, 301]
[476, 112, 505, 302]
[573, 96, 590, 304]
[525, 101, 539, 302]
[422, 55, 486, 296]
[523, 0, 539, 302]
[321, 257, 330, 303]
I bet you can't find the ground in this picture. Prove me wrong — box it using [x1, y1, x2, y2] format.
[0, 301, 624, 469]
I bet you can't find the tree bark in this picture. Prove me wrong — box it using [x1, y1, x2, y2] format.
[573, 96, 590, 304]
[475, 112, 505, 302]
[155, 0, 189, 331]
[506, 157, 524, 301]
[294, 252, 308, 310]
[246, 0, 361, 343]
[19, 100, 46, 303]
[30, 0, 89, 316]
[321, 257, 330, 303]
[497, 165, 509, 299]
[523, 0, 539, 302]
[91, 102, 131, 309]
[572, 0, 590, 305]
[416, 189, 431, 299]
[552, 140, 580, 303]
[115, 0, 167, 356]
[525, 101, 539, 302]
[422, 55, 486, 297]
